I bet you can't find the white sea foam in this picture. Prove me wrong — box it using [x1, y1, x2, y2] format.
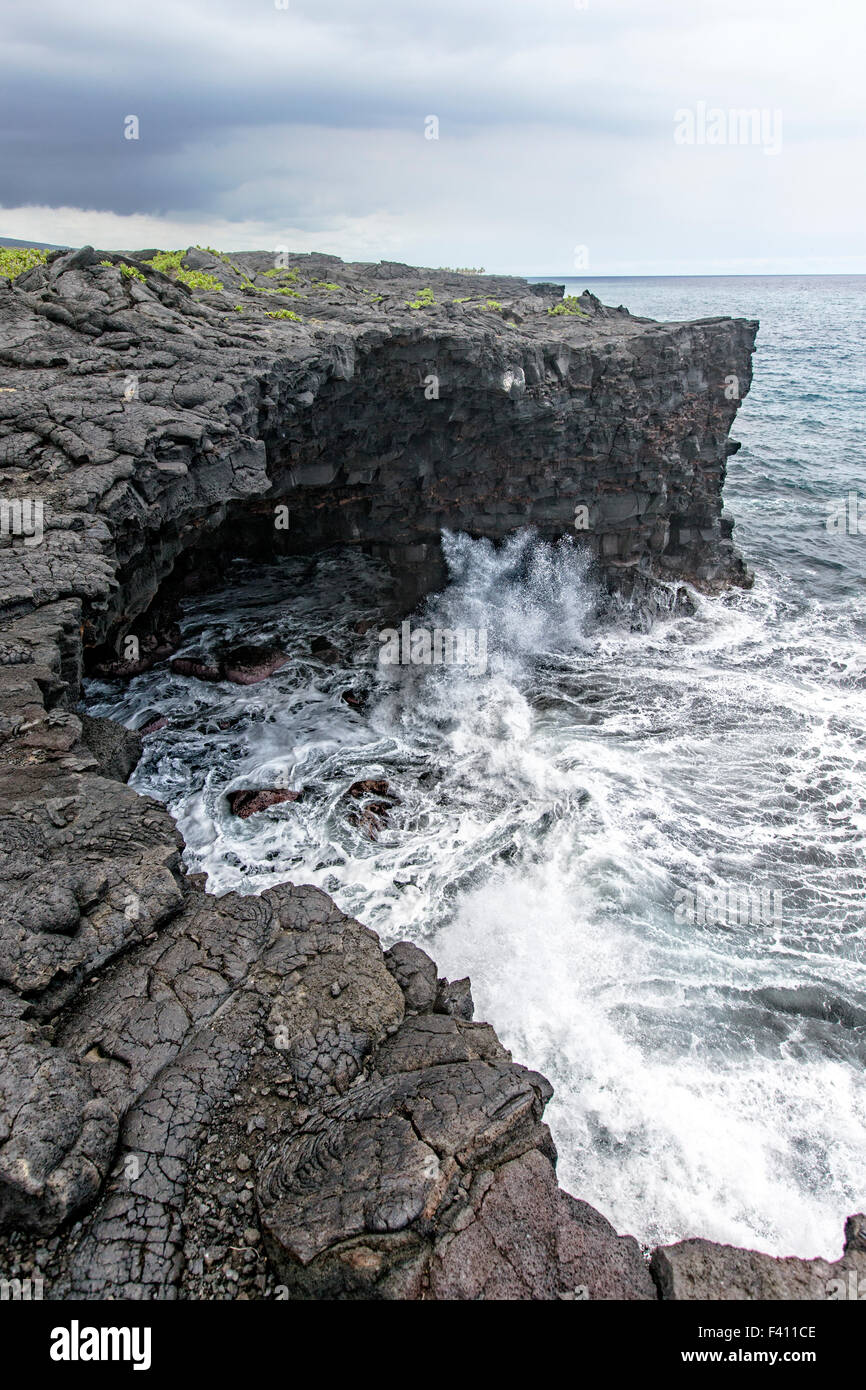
[88, 529, 866, 1259]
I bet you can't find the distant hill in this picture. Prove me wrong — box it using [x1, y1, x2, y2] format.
[0, 235, 69, 250]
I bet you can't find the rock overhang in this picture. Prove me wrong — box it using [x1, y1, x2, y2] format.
[1, 245, 757, 666]
[0, 247, 773, 1299]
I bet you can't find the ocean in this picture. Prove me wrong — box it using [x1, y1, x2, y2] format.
[86, 274, 866, 1259]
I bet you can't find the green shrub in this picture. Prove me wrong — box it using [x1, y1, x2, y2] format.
[142, 250, 222, 292]
[406, 287, 436, 309]
[109, 262, 146, 282]
[311, 280, 340, 292]
[0, 247, 49, 280]
[263, 267, 300, 281]
[265, 309, 302, 321]
[143, 250, 184, 275]
[547, 295, 589, 318]
[245, 283, 301, 297]
[176, 268, 223, 292]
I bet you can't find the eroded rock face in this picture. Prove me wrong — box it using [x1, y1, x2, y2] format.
[78, 712, 143, 781]
[256, 963, 655, 1301]
[0, 246, 788, 1301]
[0, 246, 757, 667]
[426, 1150, 656, 1301]
[0, 871, 656, 1300]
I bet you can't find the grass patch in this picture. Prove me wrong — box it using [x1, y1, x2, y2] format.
[311, 280, 340, 292]
[0, 247, 49, 281]
[265, 309, 303, 321]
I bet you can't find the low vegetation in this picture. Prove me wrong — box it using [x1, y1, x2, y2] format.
[142, 250, 223, 293]
[0, 246, 49, 280]
[547, 295, 589, 318]
[100, 260, 146, 282]
[406, 287, 436, 309]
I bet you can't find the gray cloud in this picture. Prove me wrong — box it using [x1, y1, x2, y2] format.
[1, 0, 863, 271]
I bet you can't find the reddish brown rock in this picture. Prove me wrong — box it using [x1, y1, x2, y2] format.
[170, 643, 290, 685]
[227, 788, 303, 818]
[221, 643, 290, 685]
[347, 778, 392, 799]
[651, 1219, 866, 1300]
[139, 715, 168, 736]
[427, 1149, 656, 1301]
[170, 656, 222, 682]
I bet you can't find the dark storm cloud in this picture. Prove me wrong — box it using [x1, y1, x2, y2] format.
[1, 0, 862, 272]
[0, 0, 686, 215]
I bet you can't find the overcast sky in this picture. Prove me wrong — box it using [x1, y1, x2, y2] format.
[1, 0, 863, 274]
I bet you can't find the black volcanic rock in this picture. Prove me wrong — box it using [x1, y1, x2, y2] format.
[310, 635, 342, 664]
[384, 941, 438, 1013]
[0, 245, 776, 1301]
[78, 712, 142, 782]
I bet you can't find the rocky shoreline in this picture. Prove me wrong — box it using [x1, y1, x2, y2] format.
[0, 246, 859, 1299]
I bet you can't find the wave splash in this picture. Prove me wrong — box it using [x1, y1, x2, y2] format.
[88, 530, 866, 1259]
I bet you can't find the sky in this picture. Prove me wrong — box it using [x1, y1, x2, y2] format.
[1, 0, 864, 275]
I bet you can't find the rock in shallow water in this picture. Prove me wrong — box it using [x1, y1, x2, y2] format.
[170, 644, 290, 685]
[221, 643, 291, 685]
[227, 788, 303, 818]
[310, 635, 343, 664]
